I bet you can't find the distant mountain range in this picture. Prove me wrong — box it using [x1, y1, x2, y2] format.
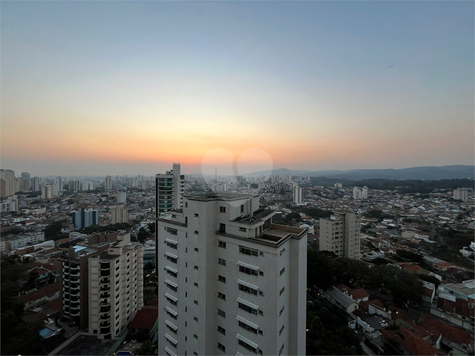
[244, 165, 474, 180]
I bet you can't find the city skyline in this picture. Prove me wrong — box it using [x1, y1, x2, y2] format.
[1, 1, 473, 176]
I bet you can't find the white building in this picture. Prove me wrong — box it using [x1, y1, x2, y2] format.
[110, 205, 129, 224]
[453, 188, 469, 202]
[88, 233, 144, 339]
[353, 187, 368, 200]
[61, 231, 143, 336]
[42, 184, 53, 199]
[0, 169, 16, 197]
[105, 176, 113, 191]
[156, 192, 308, 356]
[8, 232, 45, 250]
[155, 163, 185, 217]
[319, 211, 361, 259]
[293, 185, 302, 204]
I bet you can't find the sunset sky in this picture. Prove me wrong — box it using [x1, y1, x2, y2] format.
[1, 1, 473, 176]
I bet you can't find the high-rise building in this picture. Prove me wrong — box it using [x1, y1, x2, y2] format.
[41, 184, 53, 199]
[105, 176, 113, 191]
[155, 163, 185, 217]
[110, 205, 129, 224]
[0, 169, 16, 197]
[319, 211, 361, 260]
[68, 180, 82, 192]
[156, 192, 308, 356]
[453, 188, 469, 202]
[293, 185, 302, 204]
[56, 176, 63, 191]
[31, 177, 41, 192]
[117, 192, 126, 204]
[362, 186, 369, 199]
[72, 208, 99, 229]
[61, 231, 144, 336]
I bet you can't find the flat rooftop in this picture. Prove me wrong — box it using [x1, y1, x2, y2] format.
[184, 192, 258, 202]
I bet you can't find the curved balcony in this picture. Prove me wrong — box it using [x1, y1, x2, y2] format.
[100, 277, 110, 284]
[100, 262, 110, 270]
[70, 311, 80, 317]
[70, 284, 80, 291]
[100, 327, 110, 334]
[63, 274, 70, 281]
[100, 321, 110, 327]
[71, 304, 80, 310]
[100, 270, 110, 277]
[100, 285, 110, 293]
[62, 309, 69, 315]
[63, 268, 70, 275]
[70, 264, 79, 270]
[100, 292, 110, 299]
[99, 314, 110, 321]
[70, 291, 80, 298]
[100, 306, 111, 313]
[70, 272, 80, 278]
[63, 295, 70, 301]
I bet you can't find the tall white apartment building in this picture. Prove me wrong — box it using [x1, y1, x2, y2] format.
[293, 185, 302, 204]
[0, 169, 16, 197]
[105, 176, 113, 191]
[453, 188, 468, 202]
[110, 205, 129, 224]
[61, 231, 143, 338]
[42, 184, 53, 199]
[88, 233, 144, 339]
[156, 163, 185, 217]
[319, 211, 361, 259]
[157, 193, 308, 356]
[353, 186, 368, 200]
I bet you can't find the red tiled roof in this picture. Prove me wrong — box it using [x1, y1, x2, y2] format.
[388, 306, 412, 322]
[436, 297, 470, 318]
[350, 288, 369, 300]
[423, 287, 433, 297]
[420, 315, 471, 346]
[18, 283, 61, 304]
[434, 262, 455, 268]
[129, 305, 158, 330]
[382, 326, 441, 355]
[43, 297, 62, 312]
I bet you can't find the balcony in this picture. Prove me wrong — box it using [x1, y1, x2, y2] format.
[70, 272, 80, 278]
[70, 291, 80, 298]
[100, 270, 110, 277]
[100, 321, 110, 327]
[63, 268, 70, 275]
[99, 314, 110, 321]
[100, 278, 110, 284]
[71, 304, 80, 310]
[100, 292, 110, 299]
[70, 284, 80, 291]
[100, 306, 111, 313]
[100, 327, 110, 334]
[100, 285, 110, 292]
[100, 263, 110, 270]
[70, 311, 80, 317]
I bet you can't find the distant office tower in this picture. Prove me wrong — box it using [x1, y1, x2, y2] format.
[293, 185, 302, 204]
[32, 177, 41, 192]
[155, 163, 185, 216]
[117, 192, 126, 203]
[319, 211, 361, 259]
[105, 176, 113, 191]
[72, 208, 99, 229]
[453, 188, 468, 202]
[110, 205, 129, 224]
[156, 192, 308, 356]
[61, 231, 144, 336]
[41, 184, 53, 199]
[0, 169, 16, 197]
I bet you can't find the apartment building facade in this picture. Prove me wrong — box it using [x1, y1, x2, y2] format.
[319, 211, 361, 259]
[156, 192, 308, 356]
[61, 231, 143, 337]
[155, 163, 184, 217]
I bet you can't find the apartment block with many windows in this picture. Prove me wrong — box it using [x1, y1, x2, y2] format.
[156, 192, 308, 356]
[319, 211, 361, 259]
